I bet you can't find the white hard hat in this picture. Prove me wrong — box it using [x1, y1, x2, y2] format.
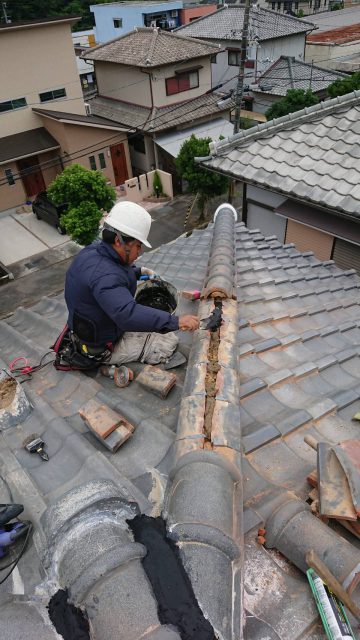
[105, 201, 152, 248]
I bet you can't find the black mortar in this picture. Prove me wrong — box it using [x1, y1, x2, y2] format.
[47, 589, 90, 640]
[128, 515, 214, 640]
[136, 280, 177, 313]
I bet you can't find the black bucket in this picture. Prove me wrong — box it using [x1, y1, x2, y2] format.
[135, 278, 177, 314]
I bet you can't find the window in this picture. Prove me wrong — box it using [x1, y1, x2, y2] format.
[89, 155, 97, 170]
[228, 49, 241, 66]
[272, 1, 275, 7]
[129, 134, 146, 154]
[98, 152, 106, 169]
[39, 88, 66, 102]
[277, 1, 281, 9]
[295, 1, 299, 7]
[165, 70, 199, 96]
[245, 60, 255, 69]
[210, 53, 217, 63]
[113, 18, 122, 28]
[4, 168, 15, 185]
[0, 97, 27, 113]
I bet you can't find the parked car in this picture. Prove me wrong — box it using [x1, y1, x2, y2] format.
[32, 192, 67, 235]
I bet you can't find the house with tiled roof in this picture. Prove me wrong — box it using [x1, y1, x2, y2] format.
[82, 27, 234, 183]
[198, 91, 360, 274]
[306, 23, 360, 73]
[176, 6, 316, 99]
[251, 55, 346, 114]
[1, 201, 360, 640]
[0, 17, 133, 213]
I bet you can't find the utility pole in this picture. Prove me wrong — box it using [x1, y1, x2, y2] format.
[1, 2, 11, 23]
[233, 0, 252, 135]
[229, 0, 252, 203]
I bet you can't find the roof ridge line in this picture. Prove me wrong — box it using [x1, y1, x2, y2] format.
[273, 55, 346, 77]
[208, 90, 360, 156]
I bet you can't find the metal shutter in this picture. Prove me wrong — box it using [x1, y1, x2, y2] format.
[332, 238, 360, 275]
[285, 219, 334, 261]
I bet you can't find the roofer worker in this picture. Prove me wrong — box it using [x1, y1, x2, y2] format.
[64, 201, 199, 365]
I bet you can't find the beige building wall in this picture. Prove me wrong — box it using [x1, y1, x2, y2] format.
[285, 219, 334, 261]
[0, 161, 27, 210]
[0, 21, 85, 136]
[151, 57, 212, 107]
[305, 41, 360, 69]
[37, 116, 132, 184]
[95, 62, 152, 107]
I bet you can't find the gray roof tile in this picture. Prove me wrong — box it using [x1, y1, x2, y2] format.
[83, 27, 221, 67]
[255, 56, 346, 96]
[89, 92, 233, 133]
[176, 6, 313, 41]
[2, 217, 360, 639]
[202, 91, 360, 218]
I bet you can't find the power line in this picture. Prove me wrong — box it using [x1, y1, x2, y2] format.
[0, 78, 239, 187]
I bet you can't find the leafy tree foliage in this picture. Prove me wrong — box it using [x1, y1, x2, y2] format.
[176, 135, 229, 220]
[327, 71, 360, 98]
[48, 164, 116, 245]
[5, 0, 108, 29]
[265, 89, 318, 121]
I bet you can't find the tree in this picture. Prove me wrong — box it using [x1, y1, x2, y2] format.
[327, 71, 360, 98]
[176, 135, 229, 221]
[265, 89, 319, 121]
[47, 164, 116, 245]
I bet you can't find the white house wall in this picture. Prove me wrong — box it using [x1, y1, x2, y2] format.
[211, 33, 307, 91]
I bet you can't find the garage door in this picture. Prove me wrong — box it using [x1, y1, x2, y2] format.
[285, 219, 334, 261]
[332, 238, 360, 275]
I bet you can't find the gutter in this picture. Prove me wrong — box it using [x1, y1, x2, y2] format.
[164, 204, 243, 640]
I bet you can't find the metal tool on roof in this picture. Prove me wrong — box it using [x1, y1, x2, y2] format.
[200, 305, 222, 332]
[23, 434, 49, 461]
[100, 364, 134, 388]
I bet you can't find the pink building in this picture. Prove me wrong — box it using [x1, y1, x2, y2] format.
[179, 4, 217, 25]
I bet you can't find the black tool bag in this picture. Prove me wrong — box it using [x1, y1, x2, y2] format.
[52, 325, 112, 372]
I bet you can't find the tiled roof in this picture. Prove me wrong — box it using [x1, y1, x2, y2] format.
[307, 22, 360, 44]
[301, 6, 360, 32]
[255, 56, 346, 96]
[176, 6, 315, 42]
[2, 213, 360, 639]
[200, 91, 360, 218]
[82, 27, 221, 68]
[32, 107, 130, 129]
[0, 127, 60, 164]
[89, 92, 233, 133]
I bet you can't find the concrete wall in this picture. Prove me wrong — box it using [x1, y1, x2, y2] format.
[90, 1, 182, 43]
[95, 62, 152, 107]
[0, 22, 85, 136]
[124, 169, 173, 201]
[305, 41, 360, 69]
[211, 34, 307, 91]
[179, 5, 217, 24]
[151, 56, 212, 106]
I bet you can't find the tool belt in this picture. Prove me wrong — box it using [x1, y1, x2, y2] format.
[52, 325, 112, 372]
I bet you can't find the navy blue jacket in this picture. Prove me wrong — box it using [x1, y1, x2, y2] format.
[65, 241, 179, 347]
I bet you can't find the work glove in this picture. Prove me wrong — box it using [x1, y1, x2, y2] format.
[141, 267, 156, 279]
